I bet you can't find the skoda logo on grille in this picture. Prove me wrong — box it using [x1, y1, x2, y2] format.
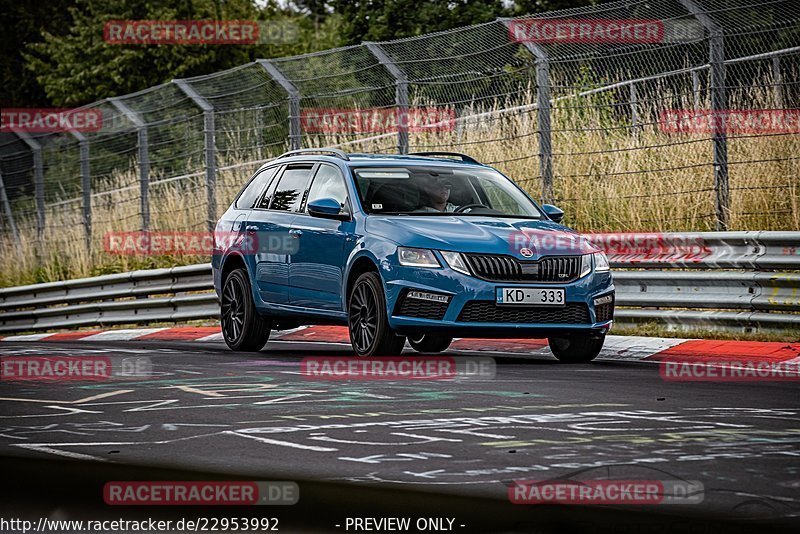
[519, 248, 534, 258]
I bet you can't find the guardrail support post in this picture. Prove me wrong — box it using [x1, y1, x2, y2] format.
[175, 79, 217, 232]
[257, 60, 301, 151]
[680, 0, 729, 230]
[630, 82, 639, 133]
[0, 170, 19, 244]
[365, 42, 409, 155]
[109, 98, 150, 232]
[15, 132, 45, 258]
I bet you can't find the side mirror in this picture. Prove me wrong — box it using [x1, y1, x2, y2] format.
[542, 204, 564, 223]
[307, 197, 350, 220]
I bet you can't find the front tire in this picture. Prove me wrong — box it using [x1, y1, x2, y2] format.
[348, 272, 405, 357]
[221, 268, 271, 352]
[408, 334, 453, 353]
[548, 334, 604, 363]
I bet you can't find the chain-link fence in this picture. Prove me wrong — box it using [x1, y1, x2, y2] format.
[0, 0, 798, 285]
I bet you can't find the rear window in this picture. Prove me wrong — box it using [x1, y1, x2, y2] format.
[235, 166, 279, 209]
[269, 164, 314, 212]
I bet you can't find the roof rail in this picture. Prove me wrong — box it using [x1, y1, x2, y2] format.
[408, 151, 481, 164]
[277, 148, 350, 161]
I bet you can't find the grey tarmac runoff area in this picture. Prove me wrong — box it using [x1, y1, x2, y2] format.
[0, 335, 798, 533]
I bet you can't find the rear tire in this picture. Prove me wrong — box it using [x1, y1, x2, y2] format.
[221, 268, 271, 352]
[408, 334, 453, 353]
[348, 272, 406, 356]
[548, 334, 604, 363]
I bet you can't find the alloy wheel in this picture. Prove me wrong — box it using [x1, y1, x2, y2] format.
[222, 274, 245, 343]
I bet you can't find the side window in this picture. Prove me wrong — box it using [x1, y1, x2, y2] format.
[305, 164, 348, 212]
[268, 164, 314, 212]
[235, 166, 279, 209]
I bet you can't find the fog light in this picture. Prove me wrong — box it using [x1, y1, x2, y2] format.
[407, 291, 451, 303]
[594, 294, 613, 306]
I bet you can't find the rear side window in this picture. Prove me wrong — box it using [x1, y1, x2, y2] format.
[235, 166, 279, 209]
[269, 164, 314, 212]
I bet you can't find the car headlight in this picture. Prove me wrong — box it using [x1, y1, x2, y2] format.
[594, 251, 610, 272]
[398, 247, 440, 268]
[440, 251, 470, 275]
[580, 254, 592, 278]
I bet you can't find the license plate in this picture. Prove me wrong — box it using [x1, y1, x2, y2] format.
[496, 287, 565, 306]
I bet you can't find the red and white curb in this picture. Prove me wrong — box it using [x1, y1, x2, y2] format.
[2, 326, 798, 364]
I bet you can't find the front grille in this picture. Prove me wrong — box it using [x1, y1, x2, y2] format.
[464, 254, 582, 283]
[395, 291, 449, 320]
[457, 301, 590, 324]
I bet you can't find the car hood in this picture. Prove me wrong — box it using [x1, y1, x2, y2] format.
[366, 216, 598, 259]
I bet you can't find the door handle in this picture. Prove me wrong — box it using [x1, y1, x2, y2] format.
[245, 225, 258, 231]
[289, 229, 303, 236]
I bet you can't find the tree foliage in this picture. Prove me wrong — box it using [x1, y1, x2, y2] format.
[21, 0, 344, 107]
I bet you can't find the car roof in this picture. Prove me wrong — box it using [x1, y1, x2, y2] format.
[269, 153, 488, 168]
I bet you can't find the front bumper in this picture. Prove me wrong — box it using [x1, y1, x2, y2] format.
[382, 261, 614, 338]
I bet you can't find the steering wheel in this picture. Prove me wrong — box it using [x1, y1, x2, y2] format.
[454, 203, 490, 213]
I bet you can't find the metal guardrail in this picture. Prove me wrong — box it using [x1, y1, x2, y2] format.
[0, 232, 798, 334]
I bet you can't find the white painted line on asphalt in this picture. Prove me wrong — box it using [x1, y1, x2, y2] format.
[600, 335, 689, 360]
[270, 325, 310, 339]
[80, 328, 168, 341]
[0, 333, 53, 341]
[196, 332, 224, 342]
[13, 444, 108, 462]
[224, 430, 338, 451]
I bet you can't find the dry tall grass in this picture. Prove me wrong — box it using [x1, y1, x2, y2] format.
[1, 85, 796, 288]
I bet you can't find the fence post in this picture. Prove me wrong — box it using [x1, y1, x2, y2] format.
[629, 82, 639, 133]
[109, 98, 150, 232]
[680, 0, 729, 230]
[257, 59, 301, 151]
[501, 20, 555, 205]
[68, 131, 92, 253]
[15, 132, 45, 255]
[174, 79, 217, 232]
[772, 56, 784, 109]
[365, 42, 409, 155]
[692, 70, 701, 110]
[0, 169, 19, 244]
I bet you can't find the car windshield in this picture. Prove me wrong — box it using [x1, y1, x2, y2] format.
[352, 165, 542, 218]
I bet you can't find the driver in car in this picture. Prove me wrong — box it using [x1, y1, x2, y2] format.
[418, 176, 457, 212]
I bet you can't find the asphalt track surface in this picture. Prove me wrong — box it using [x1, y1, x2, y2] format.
[0, 336, 798, 533]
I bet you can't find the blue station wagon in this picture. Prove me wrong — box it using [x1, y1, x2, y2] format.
[212, 149, 614, 362]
